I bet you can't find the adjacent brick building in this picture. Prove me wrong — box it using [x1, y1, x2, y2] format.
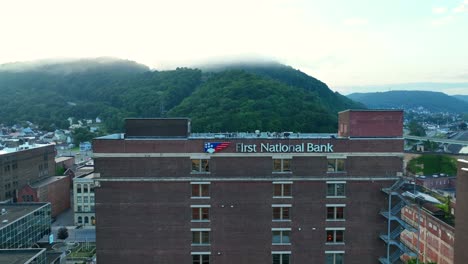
[0, 143, 56, 201]
[93, 110, 406, 264]
[17, 175, 71, 217]
[401, 205, 455, 264]
[454, 159, 468, 264]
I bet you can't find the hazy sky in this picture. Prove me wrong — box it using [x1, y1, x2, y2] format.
[1, 0, 467, 94]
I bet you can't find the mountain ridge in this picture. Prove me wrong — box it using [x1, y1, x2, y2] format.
[347, 90, 468, 113]
[0, 58, 364, 132]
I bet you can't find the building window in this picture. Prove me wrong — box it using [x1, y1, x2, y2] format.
[327, 159, 345, 172]
[192, 253, 210, 264]
[84, 206, 89, 212]
[272, 229, 291, 245]
[326, 182, 345, 197]
[326, 205, 345, 220]
[191, 183, 210, 198]
[273, 182, 292, 197]
[272, 205, 291, 221]
[78, 216, 82, 224]
[77, 197, 82, 203]
[325, 251, 344, 264]
[192, 229, 210, 245]
[273, 159, 291, 173]
[84, 197, 89, 203]
[192, 159, 209, 173]
[77, 184, 82, 193]
[326, 228, 345, 244]
[77, 206, 82, 212]
[84, 217, 89, 224]
[191, 206, 210, 222]
[84, 184, 89, 193]
[272, 252, 290, 264]
[90, 184, 95, 193]
[90, 196, 95, 203]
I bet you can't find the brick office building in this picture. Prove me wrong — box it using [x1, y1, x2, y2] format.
[0, 144, 56, 202]
[93, 110, 406, 264]
[454, 159, 468, 264]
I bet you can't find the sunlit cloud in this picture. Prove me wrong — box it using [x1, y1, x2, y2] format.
[343, 18, 368, 26]
[453, 0, 468, 13]
[432, 7, 447, 14]
[431, 15, 454, 26]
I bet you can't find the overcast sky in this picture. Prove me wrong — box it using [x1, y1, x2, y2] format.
[1, 0, 467, 94]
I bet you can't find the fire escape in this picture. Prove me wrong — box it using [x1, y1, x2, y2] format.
[379, 179, 418, 264]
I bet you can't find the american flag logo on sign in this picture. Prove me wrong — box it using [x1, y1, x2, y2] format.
[204, 142, 230, 153]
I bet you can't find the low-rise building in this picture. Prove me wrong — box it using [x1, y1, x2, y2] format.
[401, 204, 454, 264]
[0, 248, 47, 264]
[0, 143, 56, 202]
[55, 157, 75, 171]
[73, 173, 97, 226]
[0, 203, 51, 249]
[17, 176, 71, 218]
[415, 174, 456, 190]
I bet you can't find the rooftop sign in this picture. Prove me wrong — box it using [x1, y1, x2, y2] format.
[236, 143, 334, 153]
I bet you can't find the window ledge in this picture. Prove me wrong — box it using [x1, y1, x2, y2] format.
[326, 196, 346, 199]
[326, 171, 347, 174]
[272, 171, 293, 174]
[191, 197, 211, 199]
[325, 242, 345, 245]
[273, 196, 293, 199]
[191, 172, 211, 174]
[272, 243, 292, 246]
[326, 219, 346, 222]
[191, 220, 210, 223]
[272, 220, 291, 222]
[191, 244, 211, 246]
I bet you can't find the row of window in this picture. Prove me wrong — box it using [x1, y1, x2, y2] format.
[77, 205, 95, 212]
[76, 196, 95, 203]
[191, 158, 346, 173]
[77, 216, 96, 225]
[191, 182, 346, 198]
[3, 163, 18, 173]
[191, 205, 344, 222]
[190, 252, 344, 264]
[76, 184, 95, 193]
[190, 228, 345, 246]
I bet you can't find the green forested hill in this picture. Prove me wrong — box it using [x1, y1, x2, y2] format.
[347, 90, 468, 113]
[0, 58, 364, 132]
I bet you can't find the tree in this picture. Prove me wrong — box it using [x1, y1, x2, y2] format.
[57, 227, 69, 240]
[460, 122, 467, 130]
[407, 259, 437, 264]
[408, 121, 426, 136]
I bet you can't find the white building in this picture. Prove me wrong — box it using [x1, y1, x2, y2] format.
[73, 172, 97, 226]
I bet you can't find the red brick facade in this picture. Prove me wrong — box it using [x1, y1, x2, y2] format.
[0, 144, 56, 201]
[94, 111, 405, 264]
[401, 205, 454, 264]
[17, 176, 71, 217]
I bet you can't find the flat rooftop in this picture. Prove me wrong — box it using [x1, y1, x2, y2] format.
[0, 143, 52, 155]
[0, 249, 46, 264]
[75, 166, 94, 178]
[55, 156, 74, 163]
[30, 176, 67, 188]
[76, 172, 98, 180]
[98, 132, 339, 140]
[0, 203, 48, 229]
